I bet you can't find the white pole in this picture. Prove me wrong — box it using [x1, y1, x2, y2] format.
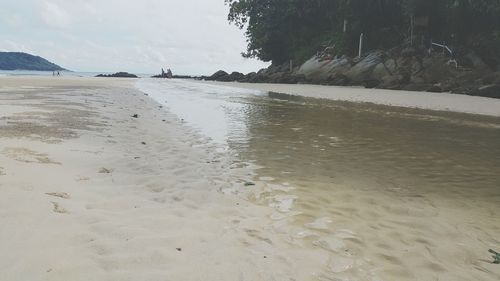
[410, 15, 414, 46]
[358, 33, 364, 58]
[343, 19, 347, 33]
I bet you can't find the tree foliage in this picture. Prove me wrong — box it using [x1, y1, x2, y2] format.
[225, 0, 500, 65]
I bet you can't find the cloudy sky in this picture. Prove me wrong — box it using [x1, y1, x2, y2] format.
[0, 0, 269, 75]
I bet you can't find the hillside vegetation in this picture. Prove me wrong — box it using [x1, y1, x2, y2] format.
[0, 52, 65, 71]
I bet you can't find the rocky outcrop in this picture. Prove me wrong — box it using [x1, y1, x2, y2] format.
[96, 72, 138, 78]
[152, 68, 173, 78]
[206, 47, 500, 99]
[206, 70, 229, 81]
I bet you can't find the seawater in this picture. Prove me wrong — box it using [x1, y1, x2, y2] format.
[137, 78, 500, 281]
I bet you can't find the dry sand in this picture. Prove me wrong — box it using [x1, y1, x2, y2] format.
[207, 81, 500, 117]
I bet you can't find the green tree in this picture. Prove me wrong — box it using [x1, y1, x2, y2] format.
[225, 0, 500, 66]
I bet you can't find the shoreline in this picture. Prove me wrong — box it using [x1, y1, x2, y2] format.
[202, 80, 500, 117]
[1, 76, 499, 280]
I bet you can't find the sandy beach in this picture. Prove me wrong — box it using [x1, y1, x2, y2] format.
[0, 76, 331, 281]
[1, 77, 499, 281]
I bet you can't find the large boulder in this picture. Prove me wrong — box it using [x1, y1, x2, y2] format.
[207, 70, 229, 81]
[240, 72, 257, 82]
[462, 51, 489, 70]
[227, 71, 245, 81]
[421, 55, 458, 83]
[297, 56, 352, 81]
[344, 51, 384, 83]
[372, 59, 396, 81]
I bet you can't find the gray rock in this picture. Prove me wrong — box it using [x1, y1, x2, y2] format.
[207, 70, 230, 81]
[345, 51, 383, 82]
[228, 72, 244, 81]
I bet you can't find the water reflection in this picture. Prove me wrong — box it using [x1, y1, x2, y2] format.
[140, 79, 500, 280]
[229, 91, 500, 198]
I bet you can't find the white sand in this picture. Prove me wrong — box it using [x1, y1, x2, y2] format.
[0, 77, 328, 281]
[207, 81, 500, 116]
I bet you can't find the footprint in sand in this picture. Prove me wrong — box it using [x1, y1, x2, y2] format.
[46, 192, 71, 199]
[77, 176, 90, 181]
[0, 167, 5, 176]
[2, 147, 60, 165]
[98, 167, 113, 174]
[51, 202, 68, 214]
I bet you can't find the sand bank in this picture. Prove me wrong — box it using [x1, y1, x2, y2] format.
[207, 81, 500, 116]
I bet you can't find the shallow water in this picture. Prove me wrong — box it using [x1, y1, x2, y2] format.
[138, 79, 500, 280]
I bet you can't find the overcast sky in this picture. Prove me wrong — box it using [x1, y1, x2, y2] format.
[0, 0, 269, 75]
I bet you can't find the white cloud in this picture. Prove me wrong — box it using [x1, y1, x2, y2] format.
[0, 40, 35, 54]
[2, 0, 269, 74]
[38, 0, 71, 28]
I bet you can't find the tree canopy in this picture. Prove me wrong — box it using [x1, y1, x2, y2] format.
[225, 0, 500, 65]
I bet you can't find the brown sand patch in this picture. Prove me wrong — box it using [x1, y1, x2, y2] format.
[2, 147, 60, 165]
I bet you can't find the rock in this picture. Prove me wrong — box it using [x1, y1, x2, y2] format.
[421, 56, 457, 83]
[297, 56, 351, 81]
[402, 83, 432, 92]
[239, 72, 257, 82]
[401, 47, 416, 57]
[489, 249, 500, 264]
[363, 79, 381, 89]
[267, 72, 284, 83]
[471, 84, 500, 98]
[206, 70, 229, 81]
[372, 59, 396, 80]
[462, 51, 488, 69]
[228, 71, 245, 81]
[326, 74, 351, 86]
[96, 72, 138, 78]
[152, 68, 173, 78]
[345, 51, 383, 83]
[426, 84, 443, 93]
[379, 76, 402, 90]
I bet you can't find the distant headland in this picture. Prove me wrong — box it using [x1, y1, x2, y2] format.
[0, 52, 65, 71]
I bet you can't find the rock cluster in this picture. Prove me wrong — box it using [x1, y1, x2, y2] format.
[96, 72, 138, 78]
[206, 47, 500, 99]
